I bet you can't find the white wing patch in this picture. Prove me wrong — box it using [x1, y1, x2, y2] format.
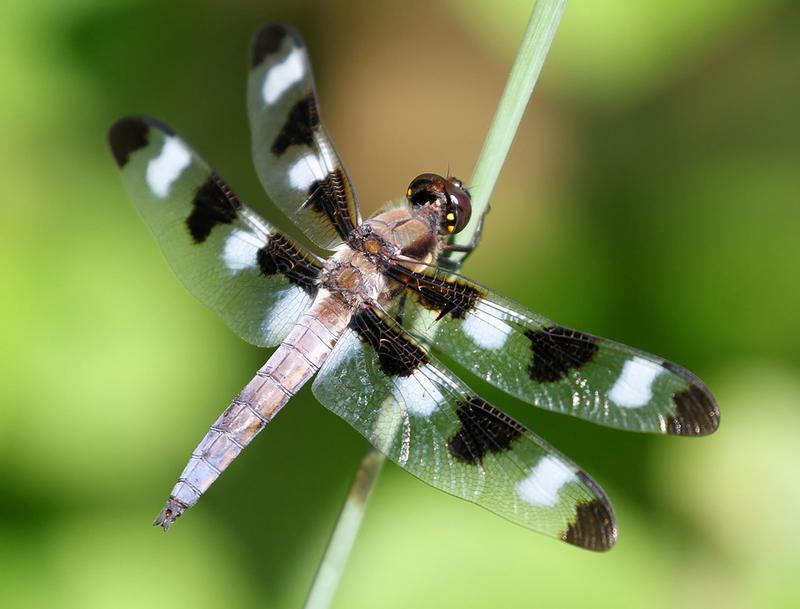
[262, 48, 305, 105]
[222, 229, 263, 271]
[516, 456, 576, 508]
[393, 369, 444, 417]
[608, 356, 664, 408]
[287, 153, 326, 192]
[259, 288, 308, 340]
[462, 311, 512, 350]
[146, 136, 191, 198]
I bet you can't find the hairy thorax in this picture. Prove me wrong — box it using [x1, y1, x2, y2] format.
[320, 204, 441, 308]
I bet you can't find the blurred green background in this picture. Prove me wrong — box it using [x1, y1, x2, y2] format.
[2, 0, 799, 608]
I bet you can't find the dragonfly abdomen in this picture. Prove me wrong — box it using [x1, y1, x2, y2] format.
[154, 290, 352, 530]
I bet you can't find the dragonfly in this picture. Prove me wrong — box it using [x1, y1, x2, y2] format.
[108, 23, 719, 552]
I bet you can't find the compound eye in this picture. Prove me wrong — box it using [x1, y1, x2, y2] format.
[442, 180, 472, 235]
[407, 173, 446, 208]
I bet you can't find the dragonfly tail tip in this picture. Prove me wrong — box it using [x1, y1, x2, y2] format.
[153, 497, 187, 532]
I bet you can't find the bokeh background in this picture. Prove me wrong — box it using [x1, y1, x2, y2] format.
[2, 0, 799, 608]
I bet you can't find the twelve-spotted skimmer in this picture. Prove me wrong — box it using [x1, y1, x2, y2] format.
[108, 24, 719, 552]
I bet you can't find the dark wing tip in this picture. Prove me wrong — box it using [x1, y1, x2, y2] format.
[108, 116, 175, 168]
[667, 385, 720, 436]
[662, 361, 720, 436]
[562, 498, 618, 552]
[251, 23, 304, 67]
[152, 497, 188, 532]
[562, 470, 617, 552]
[108, 117, 149, 168]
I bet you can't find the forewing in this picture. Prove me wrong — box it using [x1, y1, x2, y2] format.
[247, 24, 360, 250]
[387, 263, 719, 436]
[312, 305, 616, 551]
[108, 116, 323, 347]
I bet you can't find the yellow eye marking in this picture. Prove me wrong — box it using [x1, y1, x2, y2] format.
[446, 213, 455, 221]
[447, 225, 455, 233]
[406, 188, 412, 197]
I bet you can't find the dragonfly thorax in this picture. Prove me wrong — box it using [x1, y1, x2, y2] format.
[360, 206, 442, 264]
[319, 243, 387, 307]
[320, 206, 443, 308]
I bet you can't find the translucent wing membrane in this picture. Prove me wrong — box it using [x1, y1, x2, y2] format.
[248, 24, 361, 250]
[108, 117, 323, 347]
[312, 305, 616, 551]
[387, 263, 719, 436]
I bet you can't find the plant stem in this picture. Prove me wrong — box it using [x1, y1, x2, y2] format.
[447, 0, 568, 267]
[302, 450, 385, 609]
[303, 2, 566, 607]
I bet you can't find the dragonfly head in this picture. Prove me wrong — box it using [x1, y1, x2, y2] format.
[406, 173, 472, 235]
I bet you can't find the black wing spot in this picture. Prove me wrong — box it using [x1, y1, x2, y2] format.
[303, 169, 357, 240]
[108, 117, 150, 167]
[387, 269, 482, 320]
[251, 23, 301, 67]
[257, 233, 321, 296]
[186, 174, 242, 244]
[271, 93, 319, 156]
[419, 278, 481, 320]
[350, 307, 428, 377]
[561, 494, 617, 552]
[525, 326, 599, 383]
[661, 361, 720, 436]
[447, 397, 525, 465]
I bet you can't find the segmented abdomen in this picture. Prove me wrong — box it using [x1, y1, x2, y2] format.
[155, 291, 351, 529]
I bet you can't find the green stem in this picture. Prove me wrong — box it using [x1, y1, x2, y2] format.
[447, 0, 568, 267]
[302, 2, 566, 607]
[302, 450, 385, 609]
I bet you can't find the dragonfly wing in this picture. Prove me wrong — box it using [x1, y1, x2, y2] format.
[247, 24, 360, 250]
[387, 263, 719, 436]
[312, 304, 616, 551]
[108, 116, 323, 347]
